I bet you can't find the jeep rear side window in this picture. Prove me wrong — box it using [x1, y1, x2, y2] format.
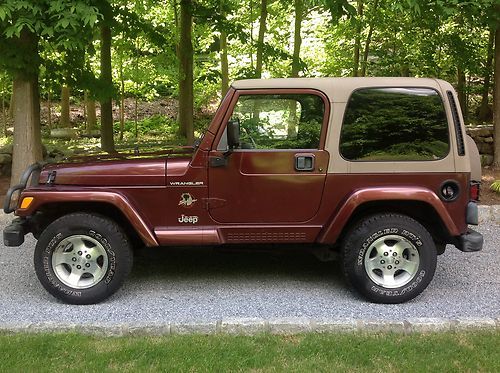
[340, 88, 449, 161]
[226, 94, 324, 150]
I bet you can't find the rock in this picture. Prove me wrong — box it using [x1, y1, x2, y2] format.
[50, 128, 78, 139]
[481, 154, 493, 166]
[478, 142, 494, 155]
[467, 127, 493, 138]
[81, 130, 101, 138]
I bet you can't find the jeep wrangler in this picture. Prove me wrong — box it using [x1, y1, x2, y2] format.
[3, 78, 483, 304]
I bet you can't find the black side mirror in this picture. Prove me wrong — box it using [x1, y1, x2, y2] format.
[227, 118, 240, 150]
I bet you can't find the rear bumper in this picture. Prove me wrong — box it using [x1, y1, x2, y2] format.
[455, 228, 483, 252]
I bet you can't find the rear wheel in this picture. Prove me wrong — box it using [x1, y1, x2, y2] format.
[342, 213, 437, 303]
[34, 213, 133, 304]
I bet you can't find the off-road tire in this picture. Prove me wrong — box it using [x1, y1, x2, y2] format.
[34, 213, 133, 304]
[342, 213, 437, 304]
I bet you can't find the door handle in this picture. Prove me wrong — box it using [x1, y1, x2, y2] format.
[295, 154, 315, 171]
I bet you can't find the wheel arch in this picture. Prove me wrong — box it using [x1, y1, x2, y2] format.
[18, 191, 158, 247]
[318, 187, 459, 245]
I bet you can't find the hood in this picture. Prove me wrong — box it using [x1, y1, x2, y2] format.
[39, 147, 194, 186]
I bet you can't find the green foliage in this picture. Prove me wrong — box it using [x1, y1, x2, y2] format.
[116, 115, 178, 138]
[0, 0, 101, 76]
[1, 0, 498, 150]
[491, 180, 500, 194]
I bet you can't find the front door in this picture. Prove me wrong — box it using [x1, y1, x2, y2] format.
[208, 90, 329, 224]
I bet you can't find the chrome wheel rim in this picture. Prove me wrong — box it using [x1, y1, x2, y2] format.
[363, 235, 420, 289]
[51, 235, 109, 289]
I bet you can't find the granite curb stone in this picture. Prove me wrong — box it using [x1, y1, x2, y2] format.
[1, 317, 498, 336]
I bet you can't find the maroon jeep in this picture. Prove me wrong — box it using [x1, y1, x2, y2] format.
[3, 78, 483, 304]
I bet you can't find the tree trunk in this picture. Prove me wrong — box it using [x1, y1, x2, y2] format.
[255, 0, 268, 78]
[360, 0, 379, 77]
[8, 81, 14, 118]
[287, 0, 303, 138]
[99, 2, 115, 153]
[86, 93, 97, 134]
[178, 0, 194, 144]
[360, 24, 373, 77]
[10, 30, 43, 187]
[60, 85, 70, 128]
[220, 1, 229, 96]
[249, 0, 254, 69]
[352, 0, 364, 77]
[1, 83, 6, 136]
[120, 96, 125, 141]
[457, 67, 467, 120]
[493, 23, 500, 168]
[47, 89, 52, 129]
[291, 0, 303, 77]
[119, 57, 125, 141]
[479, 30, 495, 122]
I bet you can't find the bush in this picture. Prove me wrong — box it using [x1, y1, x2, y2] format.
[491, 180, 500, 194]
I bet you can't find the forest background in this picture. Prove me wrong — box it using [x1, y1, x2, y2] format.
[0, 0, 499, 187]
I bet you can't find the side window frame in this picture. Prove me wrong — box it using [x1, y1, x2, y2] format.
[338, 86, 451, 162]
[211, 88, 331, 152]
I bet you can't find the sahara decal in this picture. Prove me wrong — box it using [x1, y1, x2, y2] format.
[178, 215, 199, 224]
[179, 193, 197, 208]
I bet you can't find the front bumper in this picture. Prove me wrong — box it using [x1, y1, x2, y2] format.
[455, 228, 483, 252]
[3, 217, 29, 246]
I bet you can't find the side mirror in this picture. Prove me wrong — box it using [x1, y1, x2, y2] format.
[227, 118, 240, 150]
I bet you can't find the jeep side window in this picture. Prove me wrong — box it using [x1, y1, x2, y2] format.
[219, 94, 324, 150]
[340, 88, 449, 161]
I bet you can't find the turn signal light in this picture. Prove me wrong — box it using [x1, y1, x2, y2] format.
[20, 197, 34, 209]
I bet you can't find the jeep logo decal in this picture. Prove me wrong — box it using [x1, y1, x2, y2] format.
[178, 214, 199, 224]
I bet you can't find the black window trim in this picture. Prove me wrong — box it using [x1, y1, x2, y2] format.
[446, 90, 466, 156]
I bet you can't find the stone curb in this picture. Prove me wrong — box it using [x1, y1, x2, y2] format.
[1, 317, 498, 336]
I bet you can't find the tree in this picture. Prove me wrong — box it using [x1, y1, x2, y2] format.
[494, 14, 500, 168]
[97, 1, 115, 153]
[352, 0, 363, 77]
[0, 0, 101, 185]
[291, 0, 303, 78]
[60, 85, 71, 128]
[178, 0, 194, 144]
[255, 0, 268, 78]
[220, 1, 230, 95]
[10, 29, 43, 185]
[479, 30, 494, 122]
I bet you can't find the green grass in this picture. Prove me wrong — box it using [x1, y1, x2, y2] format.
[0, 331, 499, 372]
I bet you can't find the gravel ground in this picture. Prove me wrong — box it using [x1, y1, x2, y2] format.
[0, 213, 498, 326]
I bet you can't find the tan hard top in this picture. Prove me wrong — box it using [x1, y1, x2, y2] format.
[232, 77, 452, 103]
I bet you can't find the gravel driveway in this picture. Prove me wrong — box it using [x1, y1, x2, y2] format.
[0, 213, 498, 329]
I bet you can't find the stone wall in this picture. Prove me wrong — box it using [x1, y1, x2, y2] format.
[466, 125, 494, 166]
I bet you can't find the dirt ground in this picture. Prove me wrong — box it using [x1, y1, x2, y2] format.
[1, 168, 499, 207]
[480, 167, 500, 205]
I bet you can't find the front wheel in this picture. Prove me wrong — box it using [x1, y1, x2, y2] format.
[34, 213, 133, 304]
[342, 213, 437, 304]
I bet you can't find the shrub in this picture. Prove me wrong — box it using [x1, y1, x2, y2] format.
[491, 180, 500, 194]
